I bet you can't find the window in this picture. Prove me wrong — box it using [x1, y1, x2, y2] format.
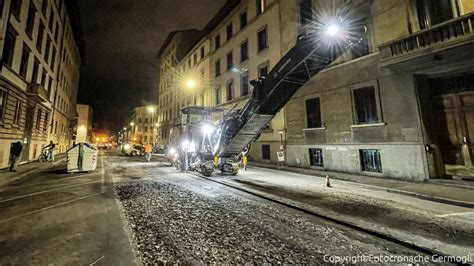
[13, 98, 21, 125]
[309, 148, 323, 167]
[0, 0, 4, 18]
[257, 27, 268, 52]
[41, 71, 46, 87]
[145, 127, 148, 132]
[37, 22, 45, 51]
[360, 149, 382, 172]
[240, 40, 248, 62]
[416, 0, 455, 30]
[20, 44, 31, 79]
[54, 22, 60, 42]
[2, 27, 17, 67]
[48, 75, 53, 92]
[10, 0, 22, 19]
[25, 3, 36, 38]
[258, 63, 268, 77]
[352, 85, 380, 124]
[35, 109, 42, 130]
[31, 58, 40, 84]
[49, 12, 54, 29]
[43, 112, 49, 132]
[226, 80, 234, 101]
[200, 47, 205, 59]
[226, 23, 232, 41]
[51, 47, 56, 68]
[214, 34, 220, 50]
[351, 29, 369, 59]
[262, 144, 270, 160]
[215, 59, 221, 77]
[42, 0, 48, 15]
[215, 85, 221, 105]
[241, 72, 249, 96]
[226, 51, 233, 70]
[44, 36, 51, 63]
[193, 54, 197, 65]
[306, 97, 321, 128]
[299, 0, 313, 27]
[240, 12, 247, 29]
[0, 90, 6, 121]
[256, 0, 266, 15]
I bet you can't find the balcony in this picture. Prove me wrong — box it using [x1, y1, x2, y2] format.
[27, 83, 50, 103]
[379, 13, 474, 73]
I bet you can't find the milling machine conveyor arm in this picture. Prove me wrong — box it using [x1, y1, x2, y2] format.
[212, 14, 367, 158]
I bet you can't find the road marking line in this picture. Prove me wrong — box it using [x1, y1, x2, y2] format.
[0, 180, 101, 203]
[90, 255, 105, 265]
[0, 172, 98, 190]
[435, 211, 474, 217]
[101, 151, 105, 185]
[0, 192, 104, 223]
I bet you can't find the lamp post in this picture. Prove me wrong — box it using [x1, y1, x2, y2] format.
[147, 106, 155, 143]
[130, 122, 134, 141]
[186, 79, 196, 105]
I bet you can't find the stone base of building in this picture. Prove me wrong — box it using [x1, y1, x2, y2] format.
[285, 143, 428, 181]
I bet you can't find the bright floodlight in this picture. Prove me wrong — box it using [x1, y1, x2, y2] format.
[186, 79, 196, 89]
[326, 24, 339, 36]
[147, 106, 155, 113]
[202, 124, 215, 134]
[182, 140, 190, 149]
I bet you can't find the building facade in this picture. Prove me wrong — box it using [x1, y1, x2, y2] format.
[125, 105, 159, 144]
[76, 104, 92, 143]
[157, 0, 474, 180]
[157, 0, 288, 162]
[0, 0, 82, 168]
[283, 0, 474, 180]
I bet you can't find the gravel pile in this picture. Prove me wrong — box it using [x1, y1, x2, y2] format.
[115, 180, 417, 264]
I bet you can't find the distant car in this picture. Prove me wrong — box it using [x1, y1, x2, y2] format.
[97, 143, 107, 149]
[121, 143, 145, 156]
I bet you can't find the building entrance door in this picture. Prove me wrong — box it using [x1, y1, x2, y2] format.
[431, 74, 474, 176]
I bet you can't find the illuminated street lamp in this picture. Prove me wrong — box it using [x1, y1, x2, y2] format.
[186, 79, 196, 105]
[147, 106, 156, 143]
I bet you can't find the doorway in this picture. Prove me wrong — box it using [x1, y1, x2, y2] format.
[430, 74, 474, 176]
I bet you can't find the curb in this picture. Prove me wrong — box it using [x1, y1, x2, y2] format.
[249, 163, 474, 209]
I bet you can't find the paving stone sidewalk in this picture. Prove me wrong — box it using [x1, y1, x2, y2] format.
[249, 161, 474, 207]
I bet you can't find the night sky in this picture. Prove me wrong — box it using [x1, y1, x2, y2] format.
[77, 0, 225, 133]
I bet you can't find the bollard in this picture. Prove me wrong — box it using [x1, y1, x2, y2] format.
[325, 173, 331, 187]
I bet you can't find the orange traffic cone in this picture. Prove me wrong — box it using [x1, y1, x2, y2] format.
[325, 173, 331, 187]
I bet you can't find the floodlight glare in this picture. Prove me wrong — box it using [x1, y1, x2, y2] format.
[326, 24, 339, 36]
[202, 124, 215, 134]
[186, 79, 196, 89]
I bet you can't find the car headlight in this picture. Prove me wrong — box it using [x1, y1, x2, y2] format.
[124, 144, 130, 150]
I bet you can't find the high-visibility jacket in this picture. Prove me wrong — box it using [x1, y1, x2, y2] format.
[145, 144, 152, 153]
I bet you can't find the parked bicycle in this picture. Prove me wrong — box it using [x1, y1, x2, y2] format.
[38, 148, 49, 162]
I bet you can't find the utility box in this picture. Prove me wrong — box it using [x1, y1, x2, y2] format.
[67, 143, 98, 173]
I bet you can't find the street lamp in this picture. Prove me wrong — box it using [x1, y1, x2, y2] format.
[186, 79, 196, 105]
[147, 106, 156, 143]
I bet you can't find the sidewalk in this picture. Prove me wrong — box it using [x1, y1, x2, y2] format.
[250, 161, 474, 207]
[0, 154, 66, 187]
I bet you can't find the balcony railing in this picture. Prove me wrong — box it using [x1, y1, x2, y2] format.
[379, 12, 473, 61]
[27, 83, 49, 103]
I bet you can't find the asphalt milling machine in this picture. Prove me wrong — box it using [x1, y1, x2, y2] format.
[171, 6, 368, 176]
